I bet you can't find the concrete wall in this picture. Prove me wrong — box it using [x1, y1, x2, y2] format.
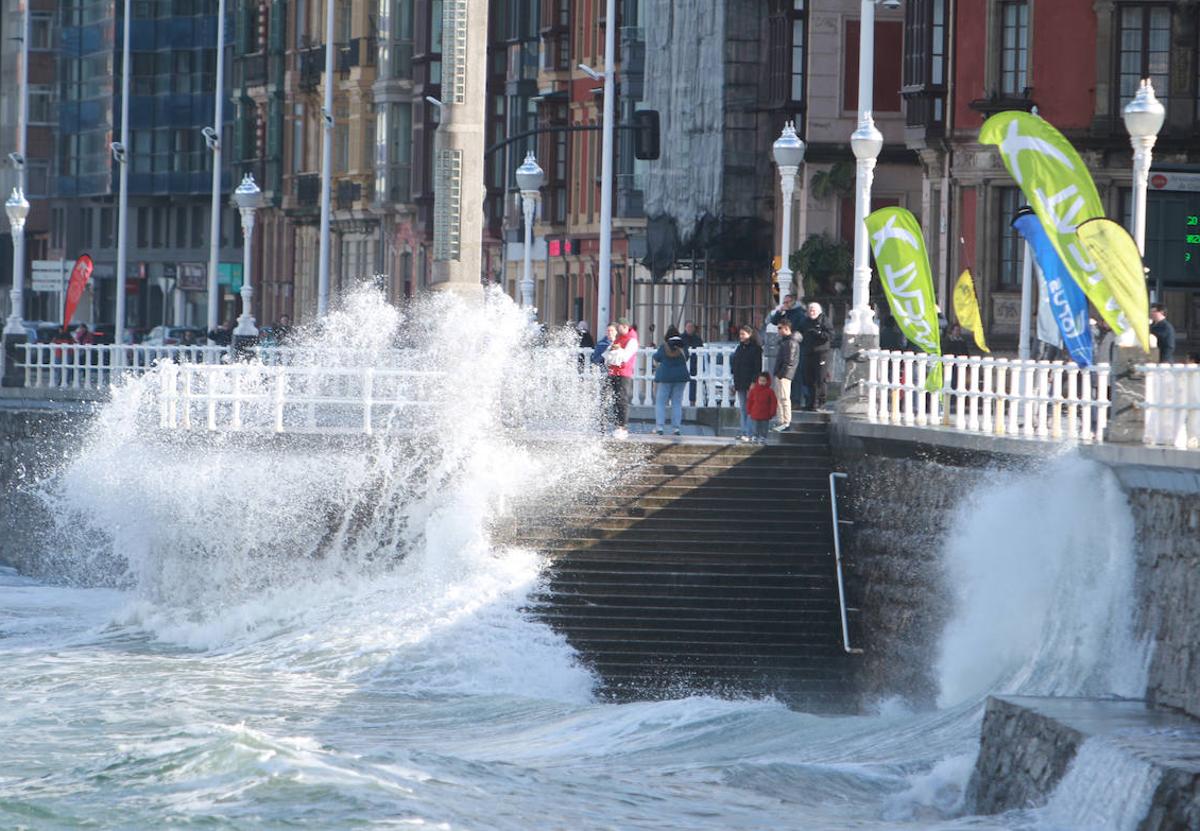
[832, 420, 1200, 720]
[0, 401, 94, 574]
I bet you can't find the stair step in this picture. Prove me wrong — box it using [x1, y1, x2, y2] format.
[531, 589, 838, 606]
[532, 610, 841, 628]
[545, 567, 837, 584]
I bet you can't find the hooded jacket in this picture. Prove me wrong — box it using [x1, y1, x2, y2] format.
[746, 380, 779, 420]
[652, 341, 691, 383]
[773, 331, 802, 380]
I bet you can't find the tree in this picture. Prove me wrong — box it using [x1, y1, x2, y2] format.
[809, 161, 856, 203]
[791, 234, 853, 297]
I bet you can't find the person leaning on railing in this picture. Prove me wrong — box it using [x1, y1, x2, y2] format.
[652, 327, 690, 435]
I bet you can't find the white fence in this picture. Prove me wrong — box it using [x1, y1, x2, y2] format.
[159, 362, 441, 434]
[579, 345, 742, 408]
[1140, 364, 1200, 449]
[864, 350, 1112, 443]
[18, 343, 232, 389]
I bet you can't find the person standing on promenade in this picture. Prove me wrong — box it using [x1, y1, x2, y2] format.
[1150, 304, 1176, 363]
[745, 372, 778, 444]
[652, 327, 690, 435]
[800, 302, 833, 411]
[731, 325, 763, 441]
[772, 319, 801, 431]
[603, 317, 640, 438]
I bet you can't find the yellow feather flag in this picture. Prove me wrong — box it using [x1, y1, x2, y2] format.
[1075, 218, 1151, 353]
[952, 269, 990, 353]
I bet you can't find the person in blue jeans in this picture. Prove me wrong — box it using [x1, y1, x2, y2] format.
[652, 326, 691, 435]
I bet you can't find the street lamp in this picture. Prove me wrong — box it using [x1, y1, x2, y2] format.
[3, 188, 29, 337]
[1123, 79, 1165, 290]
[515, 151, 545, 313]
[772, 121, 805, 301]
[844, 0, 891, 340]
[233, 173, 262, 343]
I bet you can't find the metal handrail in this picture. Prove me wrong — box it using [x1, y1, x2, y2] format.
[828, 472, 862, 655]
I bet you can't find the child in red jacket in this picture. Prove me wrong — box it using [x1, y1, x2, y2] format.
[744, 372, 778, 444]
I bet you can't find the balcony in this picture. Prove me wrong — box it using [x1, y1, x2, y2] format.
[295, 173, 321, 206]
[336, 179, 363, 209]
[338, 38, 379, 77]
[243, 52, 267, 87]
[299, 47, 324, 92]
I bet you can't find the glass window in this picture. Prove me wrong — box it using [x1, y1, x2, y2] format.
[1118, 6, 1171, 109]
[191, 204, 207, 248]
[997, 187, 1025, 290]
[30, 13, 53, 50]
[999, 1, 1029, 95]
[27, 86, 54, 124]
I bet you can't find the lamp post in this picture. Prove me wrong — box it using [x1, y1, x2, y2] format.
[772, 121, 805, 303]
[515, 151, 545, 313]
[1123, 78, 1165, 302]
[204, 0, 227, 336]
[113, 0, 132, 351]
[233, 174, 261, 345]
[3, 188, 29, 337]
[317, 0, 335, 316]
[844, 0, 889, 340]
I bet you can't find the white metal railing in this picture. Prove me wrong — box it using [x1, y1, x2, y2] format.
[864, 350, 1112, 443]
[578, 344, 739, 408]
[1140, 364, 1200, 449]
[159, 362, 442, 434]
[19, 343, 232, 389]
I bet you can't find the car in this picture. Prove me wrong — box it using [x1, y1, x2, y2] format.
[142, 325, 206, 346]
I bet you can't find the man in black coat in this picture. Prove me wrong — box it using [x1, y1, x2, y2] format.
[681, 321, 704, 404]
[799, 302, 833, 411]
[1150, 304, 1176, 363]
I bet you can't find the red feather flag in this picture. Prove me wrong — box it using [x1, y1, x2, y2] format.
[61, 254, 94, 332]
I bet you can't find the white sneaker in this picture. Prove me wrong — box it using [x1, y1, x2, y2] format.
[737, 435, 750, 442]
[771, 423, 791, 433]
[613, 427, 629, 439]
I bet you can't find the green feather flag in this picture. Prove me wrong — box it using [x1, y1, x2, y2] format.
[865, 206, 943, 391]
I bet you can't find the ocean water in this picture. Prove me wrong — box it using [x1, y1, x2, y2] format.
[1, 291, 1151, 830]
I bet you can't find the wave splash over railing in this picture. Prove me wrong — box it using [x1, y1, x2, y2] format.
[31, 289, 618, 657]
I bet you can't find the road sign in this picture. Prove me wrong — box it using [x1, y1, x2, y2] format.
[31, 259, 66, 293]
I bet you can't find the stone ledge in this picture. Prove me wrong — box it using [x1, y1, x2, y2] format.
[836, 418, 1200, 490]
[968, 695, 1200, 828]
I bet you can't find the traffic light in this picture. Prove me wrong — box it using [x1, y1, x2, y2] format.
[633, 110, 660, 160]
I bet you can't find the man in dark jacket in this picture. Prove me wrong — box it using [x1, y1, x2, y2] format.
[772, 318, 802, 431]
[1150, 304, 1176, 363]
[799, 302, 833, 410]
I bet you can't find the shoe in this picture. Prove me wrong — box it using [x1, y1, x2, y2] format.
[613, 427, 629, 439]
[672, 428, 682, 436]
[771, 424, 791, 433]
[737, 435, 750, 442]
[654, 428, 664, 435]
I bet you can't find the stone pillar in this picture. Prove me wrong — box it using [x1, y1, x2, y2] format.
[1104, 345, 1147, 444]
[430, 0, 488, 299]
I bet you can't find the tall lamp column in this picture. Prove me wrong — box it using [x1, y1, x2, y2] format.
[3, 189, 29, 337]
[844, 0, 887, 338]
[515, 152, 545, 314]
[233, 174, 261, 345]
[1123, 78, 1165, 302]
[772, 121, 805, 305]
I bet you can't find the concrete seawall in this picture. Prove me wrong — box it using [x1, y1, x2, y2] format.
[830, 418, 1200, 721]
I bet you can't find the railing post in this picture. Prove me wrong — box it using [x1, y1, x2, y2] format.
[902, 352, 915, 426]
[866, 349, 879, 421]
[362, 367, 375, 434]
[273, 369, 286, 432]
[1050, 364, 1064, 440]
[981, 359, 994, 434]
[914, 357, 928, 426]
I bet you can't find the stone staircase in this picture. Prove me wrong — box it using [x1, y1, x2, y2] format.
[504, 417, 859, 711]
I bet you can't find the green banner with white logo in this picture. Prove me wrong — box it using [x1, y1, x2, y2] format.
[865, 206, 943, 389]
[979, 111, 1131, 336]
